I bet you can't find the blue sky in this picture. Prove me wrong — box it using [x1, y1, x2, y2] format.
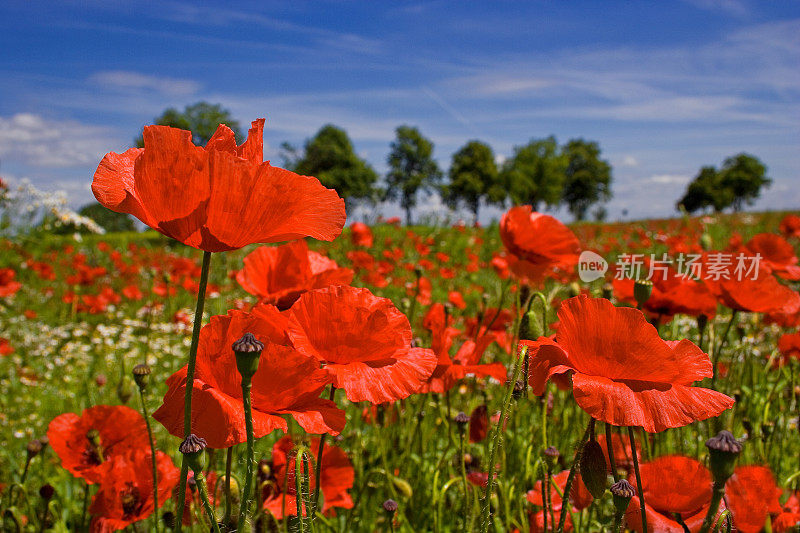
[1, 0, 798, 222]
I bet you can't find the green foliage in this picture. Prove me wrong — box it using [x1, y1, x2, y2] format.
[718, 153, 771, 211]
[500, 136, 567, 210]
[562, 139, 612, 221]
[292, 125, 380, 211]
[385, 126, 443, 225]
[443, 140, 502, 219]
[135, 102, 242, 147]
[78, 202, 136, 233]
[677, 154, 770, 213]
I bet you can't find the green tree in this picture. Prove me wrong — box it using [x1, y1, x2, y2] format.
[385, 125, 442, 225]
[443, 140, 502, 220]
[500, 136, 566, 210]
[562, 139, 612, 221]
[291, 125, 379, 212]
[135, 102, 242, 147]
[677, 166, 727, 214]
[718, 153, 770, 211]
[78, 202, 136, 233]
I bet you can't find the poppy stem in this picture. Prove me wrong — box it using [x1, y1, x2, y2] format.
[236, 379, 256, 530]
[605, 423, 620, 483]
[556, 419, 592, 533]
[697, 480, 726, 533]
[479, 344, 526, 533]
[711, 310, 737, 390]
[627, 426, 648, 533]
[194, 471, 222, 533]
[137, 386, 160, 533]
[223, 447, 233, 525]
[312, 386, 337, 516]
[175, 250, 212, 533]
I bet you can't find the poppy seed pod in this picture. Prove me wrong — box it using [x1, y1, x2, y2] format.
[132, 363, 151, 390]
[161, 511, 176, 529]
[382, 499, 398, 515]
[706, 430, 742, 483]
[179, 434, 207, 473]
[633, 279, 653, 307]
[26, 439, 42, 458]
[610, 479, 635, 513]
[39, 484, 55, 501]
[542, 446, 559, 469]
[454, 412, 469, 433]
[232, 332, 264, 382]
[116, 376, 134, 404]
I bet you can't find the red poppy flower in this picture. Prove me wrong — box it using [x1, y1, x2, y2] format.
[0, 268, 21, 297]
[286, 285, 436, 403]
[418, 304, 507, 394]
[92, 119, 345, 252]
[626, 457, 782, 533]
[527, 470, 593, 533]
[745, 233, 800, 280]
[777, 331, 800, 367]
[89, 449, 179, 533]
[262, 435, 354, 518]
[349, 222, 373, 247]
[595, 431, 640, 473]
[153, 304, 345, 448]
[779, 214, 800, 239]
[47, 405, 150, 484]
[613, 262, 717, 321]
[774, 492, 800, 532]
[448, 290, 467, 310]
[236, 240, 353, 310]
[523, 295, 734, 432]
[500, 206, 580, 284]
[469, 405, 489, 442]
[0, 337, 13, 356]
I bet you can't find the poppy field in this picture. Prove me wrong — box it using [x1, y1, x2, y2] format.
[2, 121, 800, 533]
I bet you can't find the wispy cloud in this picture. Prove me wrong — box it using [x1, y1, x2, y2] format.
[89, 70, 201, 96]
[0, 114, 113, 168]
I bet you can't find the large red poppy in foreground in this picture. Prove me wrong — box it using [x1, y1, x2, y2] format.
[47, 405, 149, 484]
[92, 119, 345, 252]
[236, 240, 353, 310]
[522, 295, 734, 432]
[287, 285, 437, 403]
[153, 304, 345, 448]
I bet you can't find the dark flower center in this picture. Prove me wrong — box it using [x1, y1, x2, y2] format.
[121, 483, 142, 519]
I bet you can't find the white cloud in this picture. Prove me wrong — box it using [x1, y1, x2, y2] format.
[645, 174, 691, 185]
[0, 113, 113, 168]
[90, 70, 200, 96]
[682, 0, 749, 17]
[619, 156, 639, 168]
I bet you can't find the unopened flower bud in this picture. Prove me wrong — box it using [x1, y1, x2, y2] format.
[633, 279, 653, 308]
[232, 333, 263, 382]
[580, 438, 609, 499]
[706, 431, 742, 483]
[700, 233, 713, 250]
[179, 434, 207, 473]
[39, 484, 55, 501]
[132, 364, 151, 390]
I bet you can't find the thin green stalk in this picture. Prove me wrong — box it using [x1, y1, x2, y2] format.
[605, 423, 620, 482]
[237, 380, 256, 529]
[194, 472, 222, 533]
[175, 250, 212, 533]
[459, 431, 470, 521]
[223, 447, 233, 525]
[312, 386, 337, 515]
[711, 311, 737, 389]
[697, 481, 726, 533]
[556, 420, 592, 533]
[138, 388, 160, 533]
[628, 427, 648, 533]
[479, 345, 526, 533]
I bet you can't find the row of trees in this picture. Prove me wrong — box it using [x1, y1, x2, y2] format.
[282, 125, 612, 223]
